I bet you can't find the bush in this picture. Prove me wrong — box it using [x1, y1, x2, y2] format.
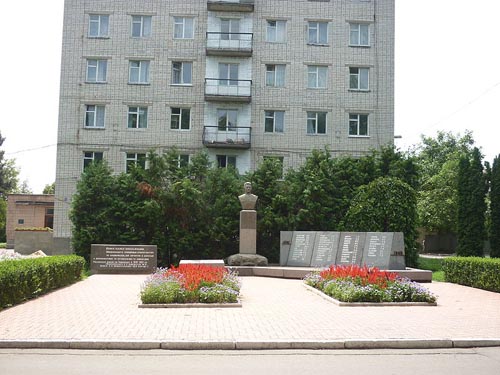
[442, 257, 500, 292]
[0, 255, 85, 309]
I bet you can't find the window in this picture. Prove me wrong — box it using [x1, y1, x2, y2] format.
[221, 18, 240, 40]
[308, 21, 328, 45]
[83, 151, 103, 170]
[44, 208, 54, 229]
[129, 60, 150, 84]
[89, 14, 109, 37]
[350, 23, 370, 46]
[308, 66, 327, 88]
[85, 105, 105, 128]
[174, 17, 194, 39]
[349, 67, 369, 90]
[126, 153, 146, 172]
[18, 219, 24, 225]
[171, 108, 191, 130]
[131, 15, 152, 37]
[349, 114, 369, 136]
[266, 20, 286, 42]
[217, 155, 236, 168]
[265, 64, 285, 87]
[128, 106, 148, 129]
[218, 63, 238, 85]
[307, 111, 327, 134]
[86, 59, 107, 83]
[172, 61, 192, 85]
[178, 154, 190, 167]
[264, 111, 284, 133]
[217, 109, 238, 131]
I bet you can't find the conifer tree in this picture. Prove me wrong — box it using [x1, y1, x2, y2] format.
[490, 155, 500, 257]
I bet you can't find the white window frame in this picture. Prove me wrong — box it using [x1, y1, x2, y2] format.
[218, 63, 239, 86]
[349, 67, 369, 90]
[174, 17, 194, 39]
[266, 20, 286, 43]
[220, 18, 240, 40]
[349, 23, 370, 47]
[131, 15, 152, 38]
[86, 59, 108, 83]
[85, 105, 105, 128]
[88, 14, 109, 38]
[349, 113, 369, 136]
[83, 151, 103, 170]
[128, 106, 148, 129]
[307, 65, 327, 88]
[264, 110, 285, 133]
[308, 21, 328, 45]
[265, 64, 286, 87]
[170, 107, 191, 130]
[216, 154, 237, 169]
[178, 154, 190, 167]
[126, 153, 146, 172]
[172, 61, 192, 85]
[217, 109, 238, 131]
[129, 60, 150, 84]
[306, 111, 327, 135]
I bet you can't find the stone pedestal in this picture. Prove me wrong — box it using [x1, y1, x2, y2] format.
[239, 210, 256, 254]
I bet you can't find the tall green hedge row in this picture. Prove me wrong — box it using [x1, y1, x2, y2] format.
[442, 257, 500, 293]
[0, 255, 85, 309]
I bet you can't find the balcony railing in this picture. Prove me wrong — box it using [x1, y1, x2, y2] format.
[207, 0, 254, 12]
[206, 32, 253, 56]
[203, 126, 251, 149]
[204, 78, 252, 102]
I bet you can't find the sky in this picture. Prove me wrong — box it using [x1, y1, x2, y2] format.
[1, 0, 500, 193]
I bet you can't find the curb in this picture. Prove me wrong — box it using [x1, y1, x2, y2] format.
[1, 339, 499, 350]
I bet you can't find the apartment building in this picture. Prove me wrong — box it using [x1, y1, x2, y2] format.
[54, 0, 395, 252]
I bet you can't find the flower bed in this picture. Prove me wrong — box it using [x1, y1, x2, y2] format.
[304, 265, 436, 304]
[140, 264, 241, 305]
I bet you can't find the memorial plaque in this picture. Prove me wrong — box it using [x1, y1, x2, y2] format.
[286, 231, 316, 267]
[91, 244, 157, 274]
[336, 232, 366, 266]
[389, 232, 406, 270]
[280, 231, 294, 266]
[361, 232, 393, 269]
[310, 232, 340, 267]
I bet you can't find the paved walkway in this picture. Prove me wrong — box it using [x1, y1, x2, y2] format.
[0, 275, 499, 349]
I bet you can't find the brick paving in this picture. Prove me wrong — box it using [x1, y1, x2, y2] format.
[0, 275, 499, 345]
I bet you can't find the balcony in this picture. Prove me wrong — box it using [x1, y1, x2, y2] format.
[203, 126, 251, 149]
[205, 78, 252, 103]
[207, 0, 254, 12]
[206, 32, 253, 57]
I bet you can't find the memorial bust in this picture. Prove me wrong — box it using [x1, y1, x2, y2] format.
[238, 182, 258, 210]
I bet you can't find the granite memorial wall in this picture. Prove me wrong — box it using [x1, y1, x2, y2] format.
[280, 231, 405, 270]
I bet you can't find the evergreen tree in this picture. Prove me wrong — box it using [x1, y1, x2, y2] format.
[490, 155, 500, 258]
[456, 148, 486, 256]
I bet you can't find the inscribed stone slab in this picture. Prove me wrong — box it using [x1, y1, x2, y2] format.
[280, 231, 293, 266]
[361, 232, 393, 269]
[336, 232, 366, 266]
[389, 232, 406, 270]
[287, 231, 316, 267]
[310, 231, 340, 267]
[91, 244, 157, 274]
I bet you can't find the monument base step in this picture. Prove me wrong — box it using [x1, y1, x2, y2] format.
[228, 266, 433, 283]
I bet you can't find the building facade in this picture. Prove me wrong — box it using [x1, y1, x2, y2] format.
[54, 0, 395, 251]
[6, 194, 54, 249]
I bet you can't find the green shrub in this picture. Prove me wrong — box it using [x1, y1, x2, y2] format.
[0, 255, 85, 309]
[442, 257, 500, 292]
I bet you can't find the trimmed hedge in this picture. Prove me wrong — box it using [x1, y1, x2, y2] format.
[442, 257, 500, 293]
[0, 255, 85, 309]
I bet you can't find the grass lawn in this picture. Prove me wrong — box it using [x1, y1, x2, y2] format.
[417, 256, 445, 282]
